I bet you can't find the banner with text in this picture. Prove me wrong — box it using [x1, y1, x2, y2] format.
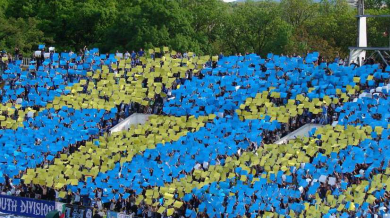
[64, 204, 93, 218]
[0, 195, 55, 218]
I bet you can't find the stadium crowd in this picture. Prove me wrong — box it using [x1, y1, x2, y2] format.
[0, 46, 390, 218]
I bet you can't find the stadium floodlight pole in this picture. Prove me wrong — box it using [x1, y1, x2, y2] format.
[355, 0, 367, 66]
[348, 0, 390, 67]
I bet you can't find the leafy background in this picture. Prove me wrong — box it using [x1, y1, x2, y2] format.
[0, 0, 389, 59]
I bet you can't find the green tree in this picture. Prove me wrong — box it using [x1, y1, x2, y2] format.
[280, 0, 318, 27]
[0, 17, 51, 54]
[365, 8, 390, 48]
[101, 0, 209, 54]
[221, 1, 292, 56]
[0, 0, 387, 57]
[0, 0, 8, 17]
[178, 0, 228, 54]
[365, 0, 387, 9]
[285, 0, 356, 58]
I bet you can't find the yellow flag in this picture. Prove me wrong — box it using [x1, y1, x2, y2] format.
[167, 208, 174, 216]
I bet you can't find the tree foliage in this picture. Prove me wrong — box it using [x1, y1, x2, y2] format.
[0, 17, 51, 53]
[0, 0, 389, 59]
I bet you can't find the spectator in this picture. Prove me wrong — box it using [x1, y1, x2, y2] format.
[124, 51, 130, 60]
[138, 48, 144, 57]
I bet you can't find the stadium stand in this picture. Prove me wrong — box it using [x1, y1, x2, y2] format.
[1, 46, 390, 217]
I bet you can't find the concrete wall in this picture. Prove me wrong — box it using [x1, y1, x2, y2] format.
[275, 124, 324, 145]
[110, 113, 151, 133]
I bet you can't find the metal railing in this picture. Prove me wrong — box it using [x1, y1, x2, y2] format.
[22, 57, 31, 66]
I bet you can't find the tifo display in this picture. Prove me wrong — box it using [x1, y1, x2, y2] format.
[1, 46, 390, 217]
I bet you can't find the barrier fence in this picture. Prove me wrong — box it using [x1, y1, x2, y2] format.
[62, 204, 93, 218]
[107, 211, 134, 218]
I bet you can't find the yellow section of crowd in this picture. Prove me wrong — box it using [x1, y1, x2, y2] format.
[22, 115, 210, 188]
[137, 124, 373, 216]
[47, 54, 206, 111]
[236, 89, 357, 122]
[0, 51, 210, 128]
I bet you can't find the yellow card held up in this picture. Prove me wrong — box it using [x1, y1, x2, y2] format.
[167, 208, 174, 216]
[173, 201, 183, 208]
[157, 207, 166, 214]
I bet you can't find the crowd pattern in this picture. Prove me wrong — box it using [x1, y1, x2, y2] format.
[1, 46, 390, 218]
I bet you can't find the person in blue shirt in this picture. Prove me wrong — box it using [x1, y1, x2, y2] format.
[218, 52, 224, 60]
[131, 51, 136, 60]
[138, 48, 144, 57]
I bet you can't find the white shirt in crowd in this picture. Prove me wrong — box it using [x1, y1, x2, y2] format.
[75, 193, 80, 203]
[97, 190, 102, 198]
[97, 200, 103, 211]
[125, 52, 130, 60]
[202, 162, 209, 170]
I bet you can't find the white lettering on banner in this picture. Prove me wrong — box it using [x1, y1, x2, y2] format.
[28, 201, 33, 214]
[45, 204, 50, 215]
[21, 200, 26, 213]
[0, 196, 55, 217]
[85, 209, 92, 218]
[0, 197, 18, 212]
[20, 198, 54, 216]
[36, 202, 41, 215]
[0, 198, 4, 210]
[10, 199, 17, 212]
